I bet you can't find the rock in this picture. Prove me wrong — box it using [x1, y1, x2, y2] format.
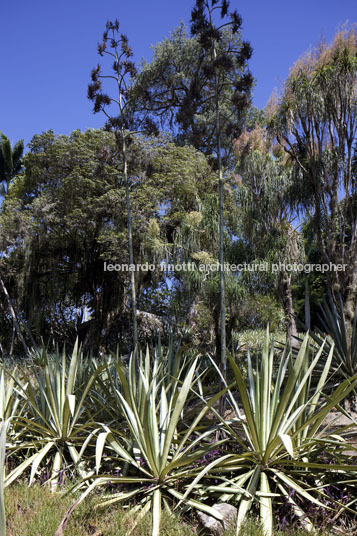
[137, 310, 165, 338]
[197, 503, 238, 535]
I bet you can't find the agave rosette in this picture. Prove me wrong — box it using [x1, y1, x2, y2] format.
[206, 330, 357, 535]
[7, 341, 98, 490]
[73, 346, 228, 536]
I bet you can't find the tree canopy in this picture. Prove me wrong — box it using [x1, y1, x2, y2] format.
[0, 21, 356, 360]
[268, 27, 357, 330]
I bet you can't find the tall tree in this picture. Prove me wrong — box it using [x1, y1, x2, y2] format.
[0, 129, 215, 353]
[134, 20, 253, 166]
[0, 132, 27, 354]
[1, 129, 125, 352]
[267, 28, 357, 334]
[135, 1, 252, 379]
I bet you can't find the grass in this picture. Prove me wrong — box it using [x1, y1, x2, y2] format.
[4, 484, 194, 536]
[4, 484, 339, 536]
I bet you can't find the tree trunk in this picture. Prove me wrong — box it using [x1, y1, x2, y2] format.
[280, 273, 298, 348]
[12, 297, 36, 348]
[213, 306, 221, 366]
[0, 277, 30, 356]
[214, 45, 227, 416]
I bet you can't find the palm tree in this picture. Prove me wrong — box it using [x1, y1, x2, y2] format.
[0, 132, 28, 355]
[0, 132, 24, 195]
[267, 28, 357, 335]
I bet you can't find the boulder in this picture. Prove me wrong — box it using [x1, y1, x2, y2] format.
[197, 503, 238, 535]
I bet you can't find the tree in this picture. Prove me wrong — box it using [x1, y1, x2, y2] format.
[0, 129, 125, 352]
[0, 132, 28, 355]
[189, 0, 252, 382]
[235, 125, 303, 344]
[134, 0, 252, 379]
[0, 132, 24, 195]
[0, 129, 216, 354]
[268, 27, 357, 334]
[134, 21, 252, 165]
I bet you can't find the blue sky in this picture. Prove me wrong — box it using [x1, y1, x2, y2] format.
[0, 0, 355, 148]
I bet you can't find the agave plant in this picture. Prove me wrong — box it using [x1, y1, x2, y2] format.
[65, 346, 227, 536]
[90, 337, 199, 427]
[312, 294, 357, 383]
[0, 369, 20, 421]
[205, 330, 357, 535]
[7, 341, 98, 490]
[0, 368, 27, 445]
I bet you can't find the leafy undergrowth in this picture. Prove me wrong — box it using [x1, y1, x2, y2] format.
[4, 484, 338, 536]
[232, 329, 287, 350]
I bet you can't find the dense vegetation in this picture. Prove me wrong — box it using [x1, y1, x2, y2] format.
[0, 1, 356, 534]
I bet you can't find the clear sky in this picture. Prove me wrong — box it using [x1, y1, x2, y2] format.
[0, 0, 355, 148]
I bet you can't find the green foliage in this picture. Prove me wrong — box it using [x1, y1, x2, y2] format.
[0, 368, 22, 423]
[4, 483, 339, 535]
[4, 484, 196, 536]
[7, 342, 97, 491]
[0, 132, 24, 195]
[73, 346, 225, 536]
[0, 367, 28, 458]
[1, 129, 124, 351]
[0, 333, 355, 534]
[232, 294, 284, 333]
[0, 129, 220, 354]
[207, 330, 357, 535]
[310, 294, 357, 386]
